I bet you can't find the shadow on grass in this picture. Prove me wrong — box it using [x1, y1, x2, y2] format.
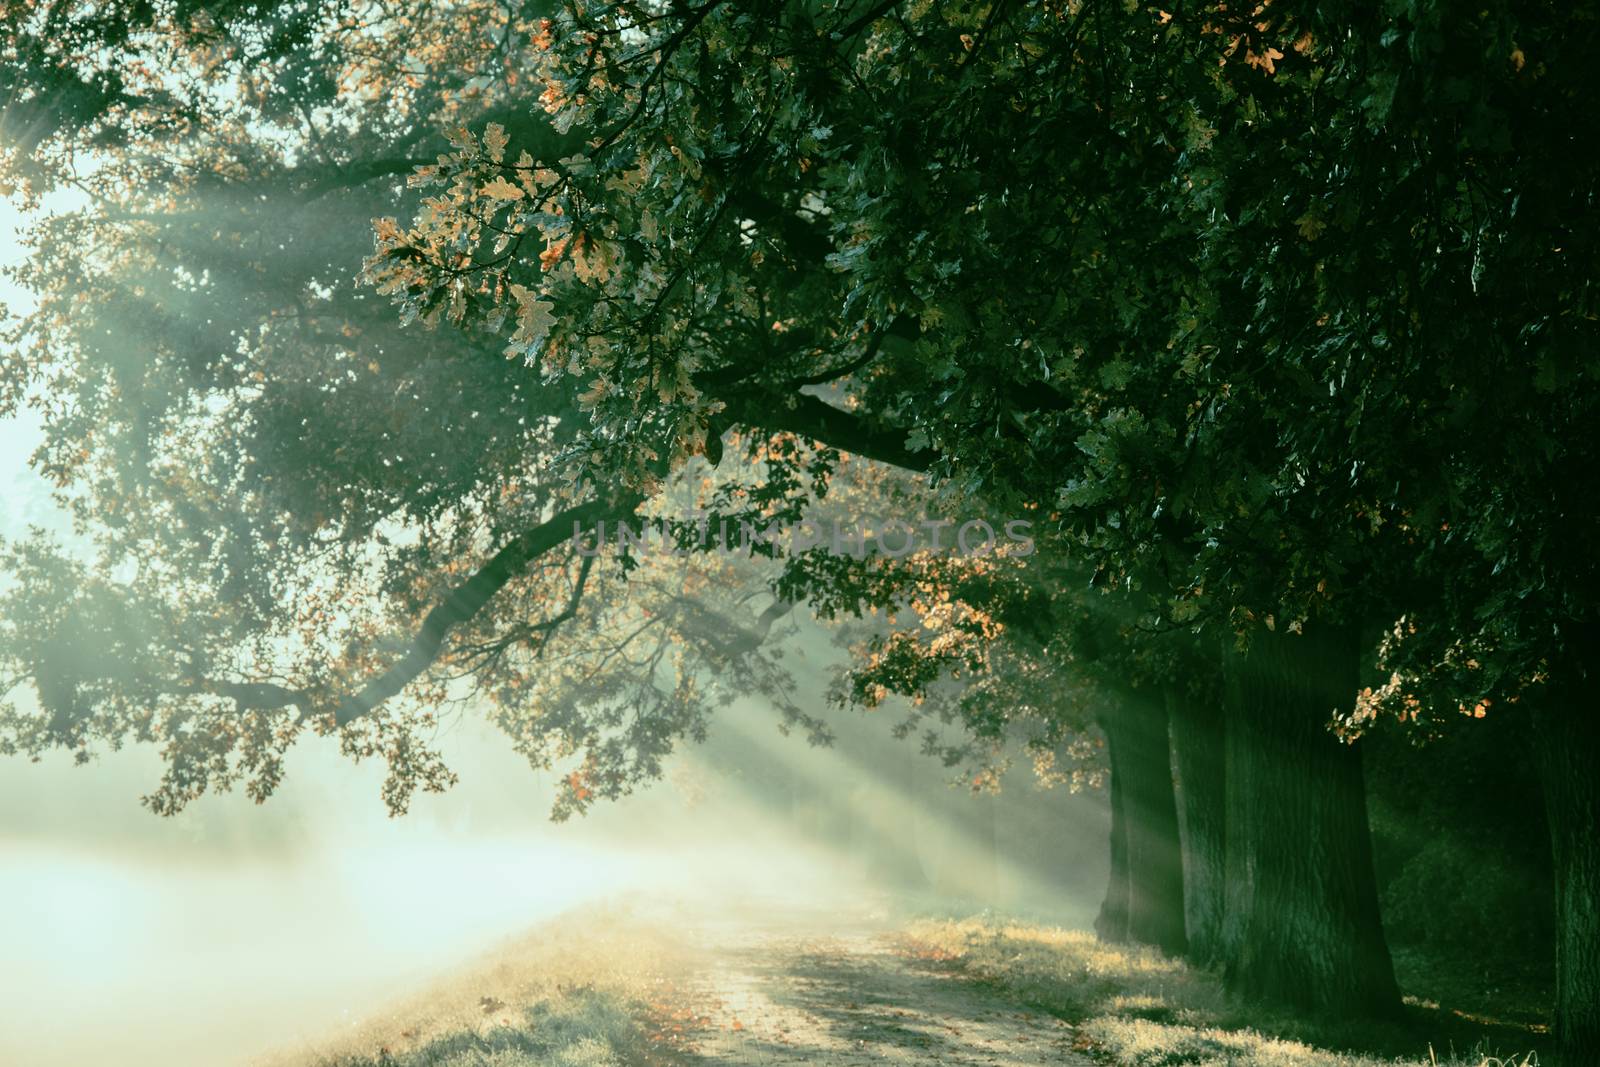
[663, 927, 1085, 1066]
[896, 917, 1552, 1067]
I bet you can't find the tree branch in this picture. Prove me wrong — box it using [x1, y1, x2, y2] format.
[191, 679, 313, 713]
[332, 496, 641, 724]
[137, 393, 922, 727]
[458, 551, 599, 665]
[153, 497, 635, 725]
[717, 389, 934, 472]
[832, 0, 901, 39]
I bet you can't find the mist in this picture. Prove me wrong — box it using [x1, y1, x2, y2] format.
[0, 675, 1109, 1066]
[0, 188, 1097, 1064]
[0, 405, 1109, 1066]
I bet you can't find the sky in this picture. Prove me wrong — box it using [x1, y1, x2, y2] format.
[0, 193, 1108, 1067]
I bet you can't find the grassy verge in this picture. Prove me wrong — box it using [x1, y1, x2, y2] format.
[256, 903, 692, 1067]
[896, 917, 1550, 1067]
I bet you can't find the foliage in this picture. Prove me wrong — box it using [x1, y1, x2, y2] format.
[365, 0, 1600, 731]
[0, 1, 878, 814]
[2, 0, 1597, 817]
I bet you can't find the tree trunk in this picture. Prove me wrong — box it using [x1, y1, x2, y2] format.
[1220, 623, 1400, 1016]
[1169, 683, 1227, 967]
[1534, 704, 1600, 1064]
[1096, 719, 1130, 941]
[1095, 694, 1187, 955]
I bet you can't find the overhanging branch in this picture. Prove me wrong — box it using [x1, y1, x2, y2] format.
[717, 389, 934, 473]
[151, 392, 927, 728]
[332, 495, 641, 725]
[161, 496, 638, 726]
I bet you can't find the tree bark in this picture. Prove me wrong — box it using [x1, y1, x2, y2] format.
[1534, 704, 1600, 1064]
[1169, 683, 1227, 967]
[1096, 716, 1131, 942]
[1095, 693, 1188, 956]
[1220, 623, 1400, 1016]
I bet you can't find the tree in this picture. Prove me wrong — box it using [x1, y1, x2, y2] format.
[0, 0, 921, 816]
[788, 513, 1189, 956]
[1166, 645, 1227, 966]
[5, 0, 1597, 1051]
[1, 0, 1388, 1017]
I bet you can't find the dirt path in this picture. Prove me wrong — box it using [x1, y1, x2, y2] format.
[661, 908, 1093, 1066]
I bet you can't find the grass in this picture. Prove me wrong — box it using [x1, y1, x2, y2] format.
[255, 903, 693, 1067]
[251, 902, 1551, 1067]
[896, 917, 1550, 1067]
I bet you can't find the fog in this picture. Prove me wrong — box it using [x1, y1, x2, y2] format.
[0, 670, 1108, 1066]
[0, 198, 1108, 1067]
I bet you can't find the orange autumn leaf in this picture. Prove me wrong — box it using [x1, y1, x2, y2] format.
[541, 235, 571, 270]
[1245, 45, 1284, 74]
